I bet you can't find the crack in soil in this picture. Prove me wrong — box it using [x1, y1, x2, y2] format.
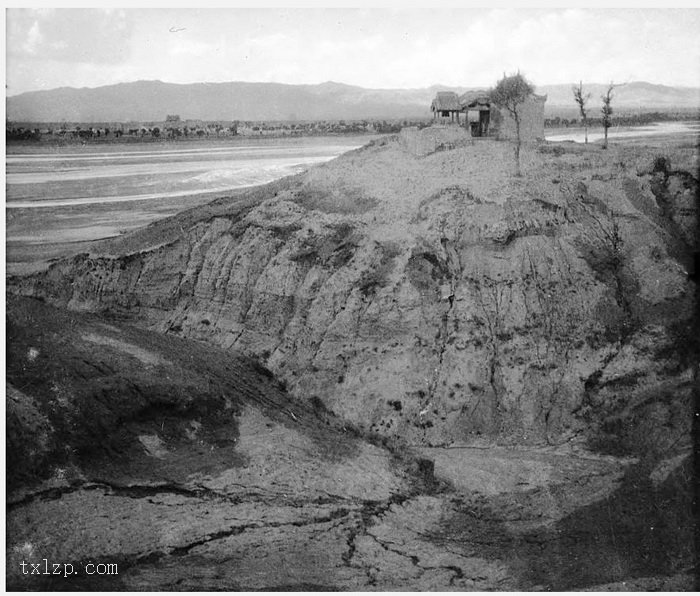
[341, 491, 420, 583]
[12, 481, 423, 586]
[364, 531, 471, 586]
[368, 532, 420, 566]
[9, 480, 239, 510]
[166, 506, 355, 558]
[8, 483, 89, 510]
[9, 477, 358, 511]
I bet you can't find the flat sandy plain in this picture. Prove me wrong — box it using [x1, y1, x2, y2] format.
[6, 136, 364, 275]
[7, 123, 698, 272]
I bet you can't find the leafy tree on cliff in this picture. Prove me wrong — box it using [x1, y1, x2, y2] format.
[490, 72, 535, 176]
[572, 81, 591, 144]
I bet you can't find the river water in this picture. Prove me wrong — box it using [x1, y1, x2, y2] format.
[5, 125, 696, 256]
[6, 137, 364, 266]
[545, 120, 700, 143]
[6, 138, 364, 209]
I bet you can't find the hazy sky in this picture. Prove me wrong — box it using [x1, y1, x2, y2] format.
[6, 7, 700, 96]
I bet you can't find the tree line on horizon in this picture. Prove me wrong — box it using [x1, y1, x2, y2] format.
[8, 108, 696, 144]
[5, 117, 437, 142]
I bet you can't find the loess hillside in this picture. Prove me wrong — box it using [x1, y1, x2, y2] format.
[6, 128, 698, 591]
[11, 130, 697, 452]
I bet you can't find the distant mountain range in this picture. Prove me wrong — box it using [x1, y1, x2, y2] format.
[6, 80, 699, 123]
[536, 82, 700, 111]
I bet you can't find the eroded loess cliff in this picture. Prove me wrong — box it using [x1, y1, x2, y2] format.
[11, 133, 697, 453]
[6, 294, 694, 590]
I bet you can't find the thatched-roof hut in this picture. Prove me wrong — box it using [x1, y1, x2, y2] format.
[428, 86, 547, 140]
[431, 92, 462, 124]
[459, 90, 491, 137]
[459, 90, 491, 109]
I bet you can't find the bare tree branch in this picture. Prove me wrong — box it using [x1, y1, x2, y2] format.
[572, 81, 591, 144]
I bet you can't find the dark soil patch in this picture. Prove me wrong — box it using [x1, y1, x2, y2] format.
[289, 222, 359, 268]
[432, 458, 695, 590]
[292, 184, 377, 215]
[5, 295, 364, 494]
[406, 248, 449, 293]
[358, 241, 401, 297]
[517, 459, 694, 589]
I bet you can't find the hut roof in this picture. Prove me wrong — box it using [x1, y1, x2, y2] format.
[459, 90, 491, 108]
[431, 92, 461, 111]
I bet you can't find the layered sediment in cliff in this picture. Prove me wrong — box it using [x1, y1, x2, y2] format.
[10, 133, 697, 451]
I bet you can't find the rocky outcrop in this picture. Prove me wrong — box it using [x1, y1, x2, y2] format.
[10, 135, 697, 450]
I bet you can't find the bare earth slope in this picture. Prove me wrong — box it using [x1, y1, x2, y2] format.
[6, 295, 432, 590]
[7, 129, 698, 590]
[6, 295, 695, 591]
[11, 132, 698, 448]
